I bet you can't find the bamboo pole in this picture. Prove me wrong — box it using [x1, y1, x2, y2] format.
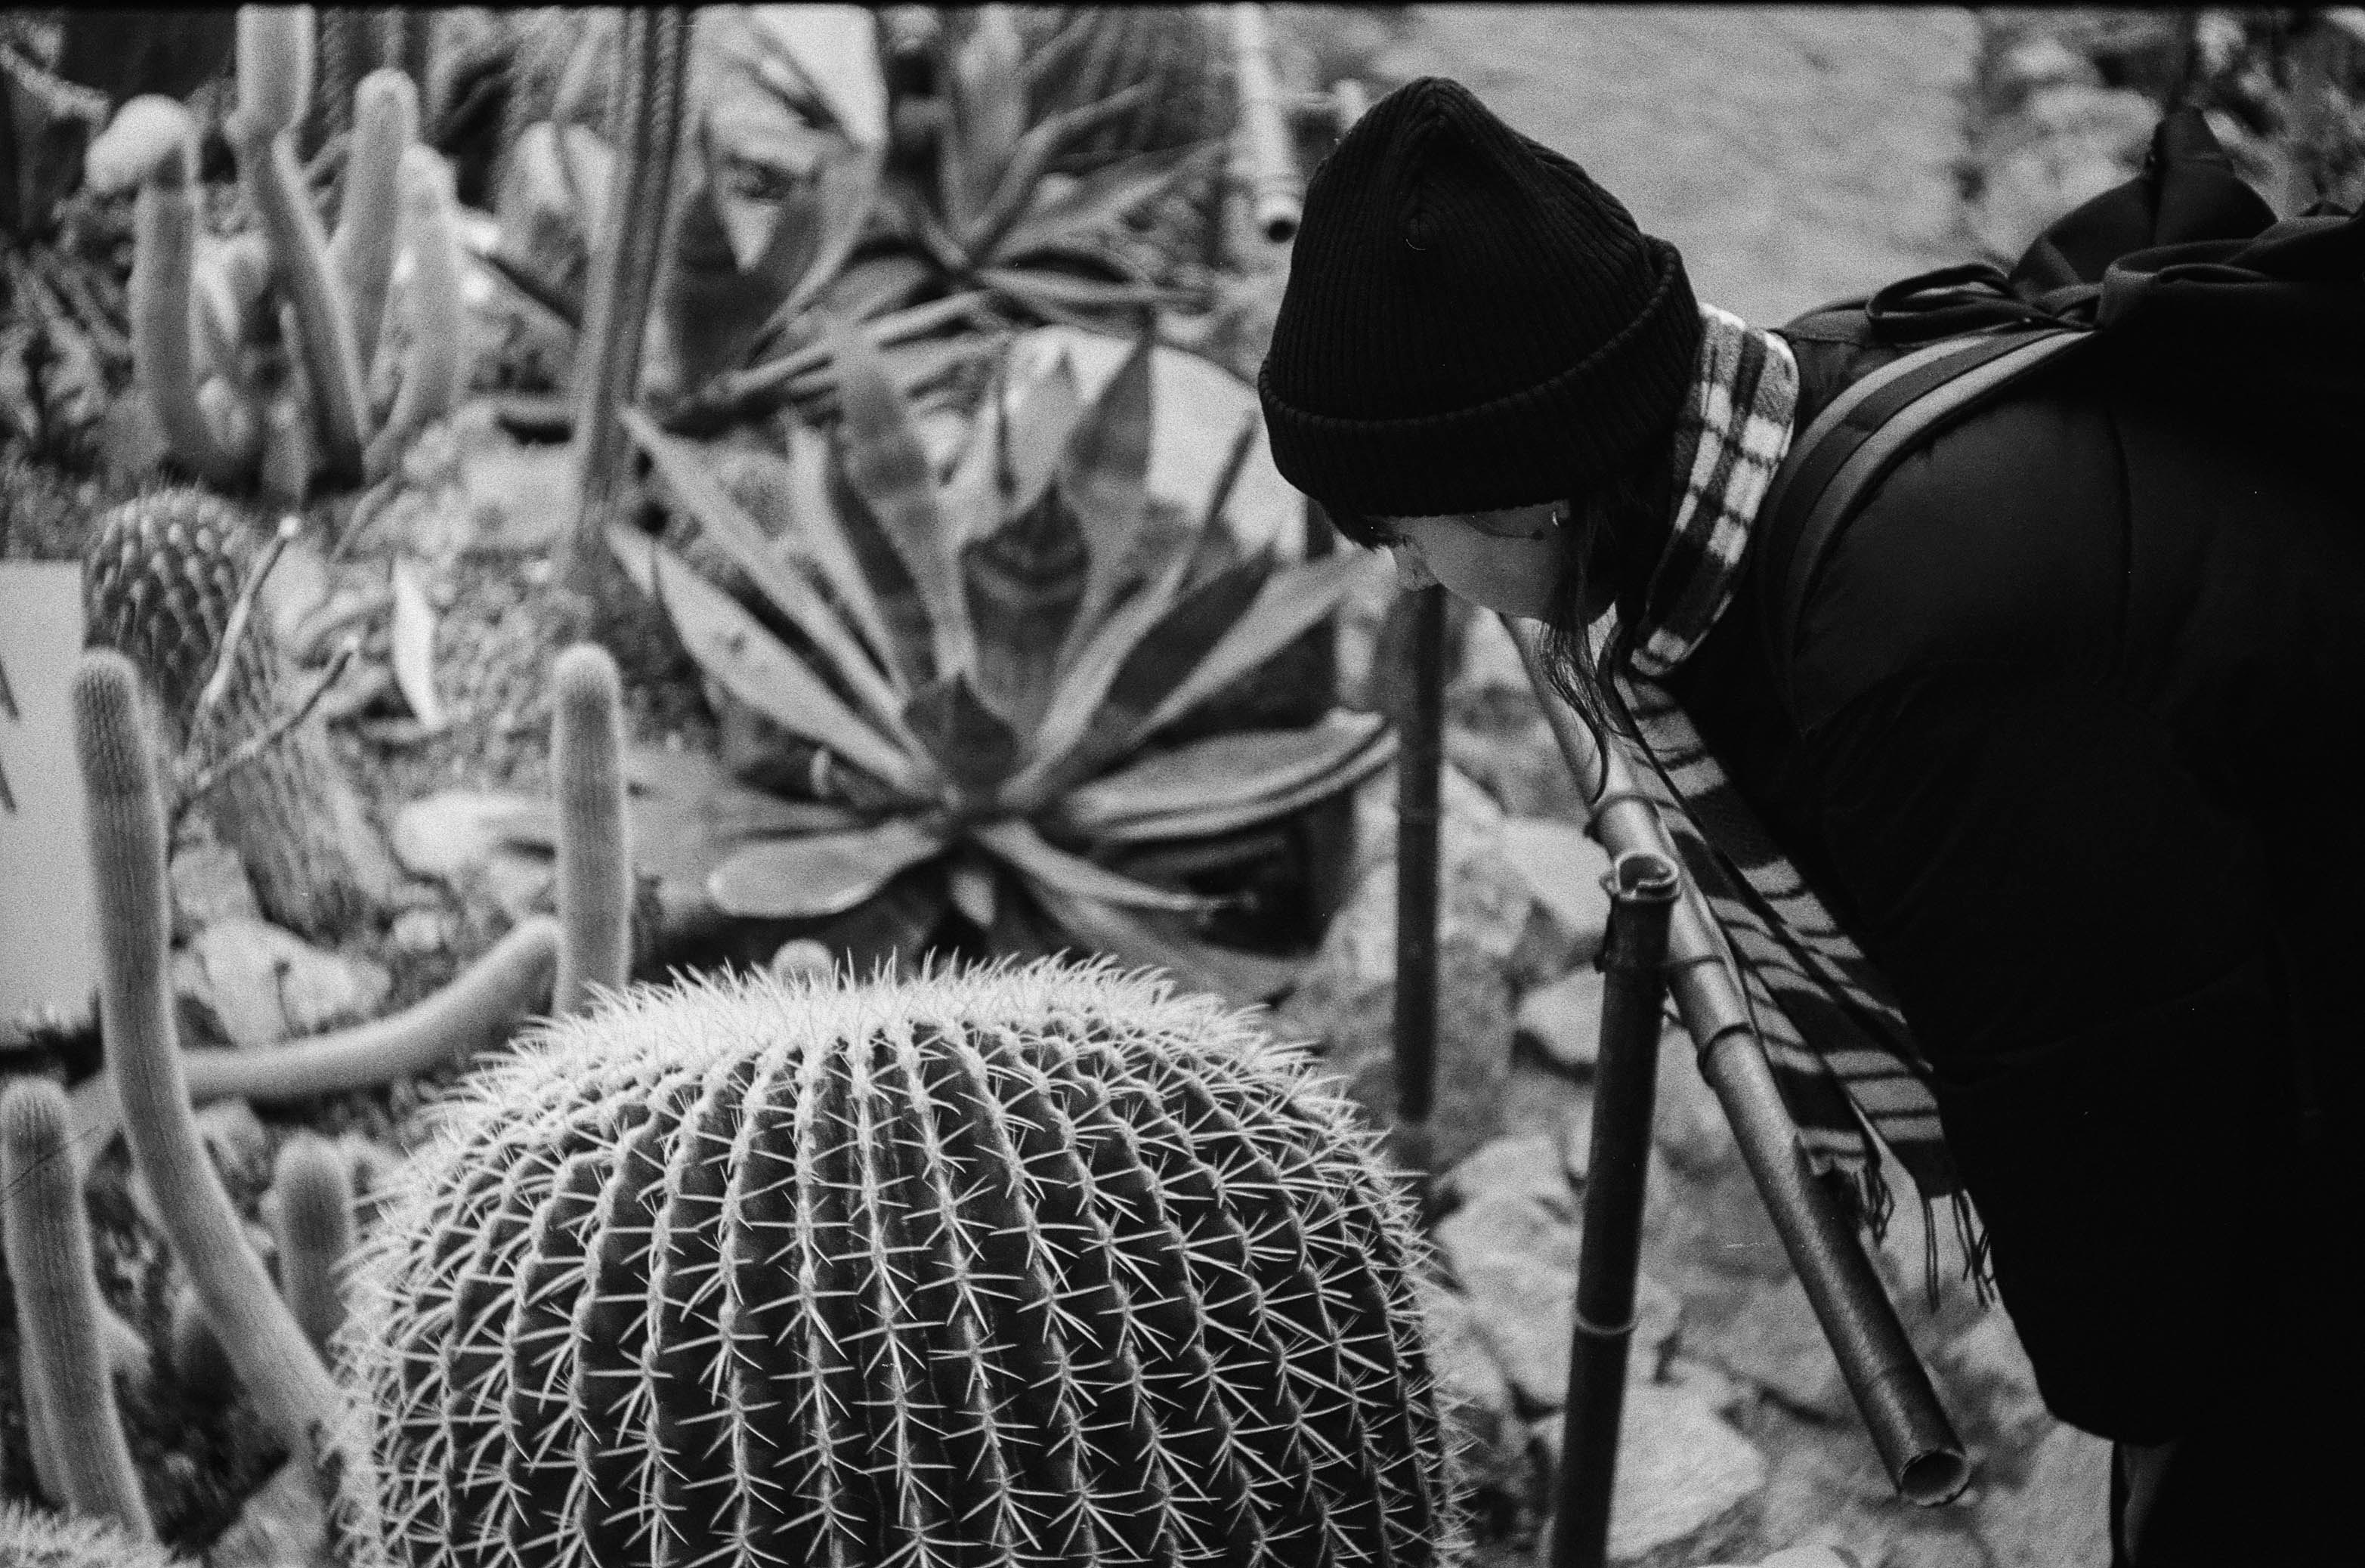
[1550, 849, 1680, 1568]
[1390, 583, 1448, 1180]
[1509, 615, 1971, 1505]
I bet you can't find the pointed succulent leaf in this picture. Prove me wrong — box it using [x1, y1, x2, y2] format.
[1053, 713, 1398, 843]
[901, 672, 1022, 799]
[1195, 410, 1261, 543]
[1019, 551, 1272, 809]
[781, 421, 900, 679]
[941, 8, 1030, 240]
[964, 79, 1158, 258]
[997, 139, 1223, 264]
[558, 125, 618, 258]
[623, 408, 912, 740]
[1136, 549, 1394, 741]
[1028, 882, 1305, 1007]
[1001, 349, 1087, 513]
[708, 818, 948, 919]
[1015, 542, 1196, 804]
[1057, 326, 1156, 637]
[960, 485, 1090, 735]
[771, 144, 884, 323]
[977, 267, 1193, 321]
[971, 818, 1217, 913]
[829, 320, 972, 679]
[609, 526, 931, 798]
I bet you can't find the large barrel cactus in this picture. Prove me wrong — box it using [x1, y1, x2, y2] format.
[341, 960, 1464, 1566]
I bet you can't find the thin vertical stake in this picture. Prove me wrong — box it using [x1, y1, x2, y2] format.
[1393, 583, 1446, 1174]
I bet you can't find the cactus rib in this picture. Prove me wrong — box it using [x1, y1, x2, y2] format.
[550, 645, 632, 1016]
[1, 1080, 152, 1535]
[68, 651, 366, 1520]
[340, 960, 1463, 1566]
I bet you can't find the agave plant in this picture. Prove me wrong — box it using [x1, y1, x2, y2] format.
[614, 324, 1393, 1001]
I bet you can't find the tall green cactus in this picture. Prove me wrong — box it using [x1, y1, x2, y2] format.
[69, 650, 379, 1551]
[0, 1504, 188, 1568]
[340, 960, 1464, 1566]
[332, 66, 420, 371]
[550, 643, 631, 1016]
[1, 1078, 152, 1536]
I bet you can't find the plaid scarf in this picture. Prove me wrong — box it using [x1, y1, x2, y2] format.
[1600, 304, 1974, 1257]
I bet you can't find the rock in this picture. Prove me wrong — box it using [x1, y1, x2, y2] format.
[1663, 1355, 1751, 1421]
[1424, 1282, 1534, 1507]
[1698, 1548, 1864, 1568]
[1930, 1303, 2057, 1460]
[172, 917, 393, 1050]
[389, 907, 452, 955]
[1498, 1056, 1592, 1147]
[1517, 964, 1606, 1073]
[1528, 1385, 1768, 1564]
[1346, 763, 1532, 961]
[202, 1452, 335, 1567]
[1652, 1030, 1738, 1178]
[1967, 1417, 2110, 1568]
[1995, 32, 2099, 97]
[169, 837, 261, 940]
[1445, 1130, 1578, 1220]
[1501, 816, 1612, 963]
[1563, 1103, 1594, 1184]
[1701, 1274, 1853, 1422]
[1281, 936, 1513, 1177]
[389, 789, 556, 923]
[771, 938, 835, 979]
[1439, 1189, 1584, 1285]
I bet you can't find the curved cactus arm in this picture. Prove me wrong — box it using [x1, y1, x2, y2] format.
[131, 121, 252, 486]
[330, 66, 419, 379]
[552, 644, 633, 1015]
[229, 5, 374, 487]
[68, 651, 360, 1508]
[364, 144, 468, 481]
[567, 6, 691, 588]
[269, 1133, 354, 1360]
[2, 1078, 155, 1536]
[65, 917, 562, 1175]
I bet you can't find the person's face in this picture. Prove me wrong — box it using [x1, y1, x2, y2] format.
[1372, 504, 1569, 620]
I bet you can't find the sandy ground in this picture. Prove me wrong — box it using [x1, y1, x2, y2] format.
[1312, 6, 1980, 328]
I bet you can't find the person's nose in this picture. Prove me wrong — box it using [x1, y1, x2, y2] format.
[1393, 547, 1437, 592]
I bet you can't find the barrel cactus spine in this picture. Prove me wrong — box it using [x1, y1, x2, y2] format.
[1, 1078, 152, 1535]
[340, 960, 1466, 1566]
[0, 1503, 190, 1568]
[69, 651, 380, 1550]
[550, 643, 632, 1016]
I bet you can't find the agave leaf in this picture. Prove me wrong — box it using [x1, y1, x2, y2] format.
[709, 817, 949, 919]
[941, 8, 1029, 240]
[622, 408, 913, 741]
[829, 320, 972, 679]
[1011, 539, 1198, 806]
[963, 79, 1158, 260]
[778, 421, 901, 684]
[609, 525, 932, 798]
[1056, 326, 1156, 642]
[1028, 883, 1304, 1008]
[971, 818, 1217, 913]
[1053, 713, 1398, 843]
[772, 143, 884, 323]
[558, 124, 617, 258]
[960, 484, 1090, 735]
[901, 672, 1022, 799]
[1135, 550, 1393, 743]
[1015, 551, 1272, 811]
[976, 267, 1194, 321]
[996, 140, 1223, 264]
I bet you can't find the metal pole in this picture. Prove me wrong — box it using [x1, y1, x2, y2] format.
[1550, 849, 1680, 1568]
[1510, 616, 1971, 1505]
[1227, 4, 1304, 243]
[1391, 583, 1448, 1178]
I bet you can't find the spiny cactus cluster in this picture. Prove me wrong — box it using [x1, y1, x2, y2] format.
[341, 960, 1464, 1566]
[82, 487, 394, 940]
[0, 1502, 189, 1568]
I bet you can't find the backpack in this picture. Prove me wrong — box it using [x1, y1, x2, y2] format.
[1754, 108, 2365, 725]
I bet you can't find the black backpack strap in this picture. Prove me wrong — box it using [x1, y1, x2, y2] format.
[1756, 327, 2091, 729]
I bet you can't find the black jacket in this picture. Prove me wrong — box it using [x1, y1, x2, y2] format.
[1661, 323, 2365, 1455]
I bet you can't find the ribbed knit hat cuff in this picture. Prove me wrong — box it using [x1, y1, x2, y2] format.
[1261, 237, 1701, 517]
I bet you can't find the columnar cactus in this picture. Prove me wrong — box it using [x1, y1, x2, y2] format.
[82, 489, 396, 940]
[269, 1132, 356, 1359]
[1, 1078, 152, 1535]
[0, 1504, 188, 1568]
[340, 960, 1464, 1566]
[70, 650, 379, 1549]
[549, 643, 631, 1016]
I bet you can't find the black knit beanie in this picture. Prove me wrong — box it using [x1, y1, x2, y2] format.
[1259, 77, 1701, 518]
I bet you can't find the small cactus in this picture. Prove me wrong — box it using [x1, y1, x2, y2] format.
[1, 1079, 151, 1535]
[341, 960, 1462, 1566]
[332, 67, 422, 371]
[270, 1132, 356, 1360]
[82, 489, 396, 941]
[70, 650, 378, 1547]
[0, 1503, 189, 1568]
[167, 1280, 241, 1405]
[550, 643, 631, 1016]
